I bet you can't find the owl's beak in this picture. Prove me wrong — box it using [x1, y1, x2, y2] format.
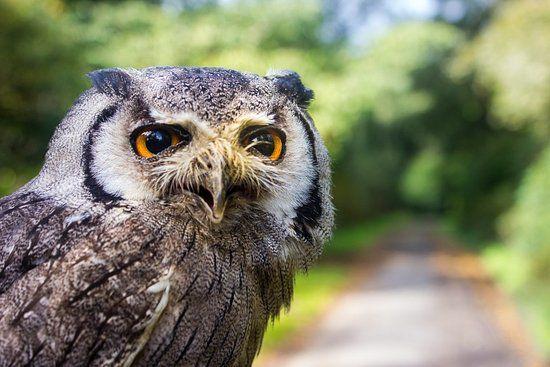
[190, 172, 227, 224]
[209, 186, 226, 224]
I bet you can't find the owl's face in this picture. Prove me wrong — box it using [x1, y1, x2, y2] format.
[124, 109, 292, 224]
[37, 67, 332, 249]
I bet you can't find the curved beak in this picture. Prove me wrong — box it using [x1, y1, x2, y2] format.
[207, 176, 227, 223]
[187, 169, 228, 224]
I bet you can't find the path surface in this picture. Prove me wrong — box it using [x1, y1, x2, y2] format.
[262, 224, 527, 367]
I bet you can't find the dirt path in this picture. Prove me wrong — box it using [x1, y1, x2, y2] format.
[260, 223, 536, 367]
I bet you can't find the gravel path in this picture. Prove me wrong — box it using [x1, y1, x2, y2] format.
[262, 225, 526, 367]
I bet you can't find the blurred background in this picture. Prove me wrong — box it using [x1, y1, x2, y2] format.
[0, 0, 548, 364]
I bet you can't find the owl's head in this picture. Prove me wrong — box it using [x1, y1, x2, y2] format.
[34, 67, 333, 251]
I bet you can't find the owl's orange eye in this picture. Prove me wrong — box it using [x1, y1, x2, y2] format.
[242, 127, 285, 161]
[132, 125, 191, 158]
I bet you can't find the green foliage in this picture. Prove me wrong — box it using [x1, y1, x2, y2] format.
[332, 22, 466, 221]
[401, 148, 443, 210]
[331, 21, 537, 232]
[452, 0, 550, 137]
[471, 2, 550, 355]
[440, 128, 537, 237]
[483, 241, 550, 358]
[500, 147, 550, 286]
[0, 0, 87, 195]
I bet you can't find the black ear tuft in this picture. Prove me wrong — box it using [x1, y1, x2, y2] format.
[87, 68, 133, 98]
[267, 70, 314, 108]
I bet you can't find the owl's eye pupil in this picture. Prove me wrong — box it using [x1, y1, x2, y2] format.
[250, 134, 275, 157]
[241, 127, 285, 161]
[145, 130, 172, 154]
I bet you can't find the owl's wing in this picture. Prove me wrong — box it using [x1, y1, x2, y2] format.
[0, 193, 180, 366]
[0, 192, 68, 294]
[0, 194, 57, 294]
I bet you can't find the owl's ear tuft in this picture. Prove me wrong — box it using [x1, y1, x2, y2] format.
[87, 68, 133, 98]
[266, 70, 314, 109]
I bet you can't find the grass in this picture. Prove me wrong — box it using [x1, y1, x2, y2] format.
[258, 212, 410, 358]
[482, 244, 550, 360]
[260, 264, 348, 351]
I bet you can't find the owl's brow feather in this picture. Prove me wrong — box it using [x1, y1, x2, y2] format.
[149, 109, 217, 139]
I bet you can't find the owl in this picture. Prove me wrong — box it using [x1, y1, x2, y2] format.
[0, 67, 333, 366]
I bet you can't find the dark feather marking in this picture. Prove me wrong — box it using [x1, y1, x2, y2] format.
[228, 250, 234, 267]
[0, 197, 52, 279]
[219, 285, 237, 324]
[26, 206, 64, 240]
[0, 252, 15, 280]
[68, 254, 143, 305]
[85, 339, 105, 366]
[88, 68, 132, 98]
[238, 263, 243, 289]
[82, 105, 122, 203]
[212, 251, 217, 272]
[220, 334, 239, 367]
[148, 337, 169, 365]
[207, 274, 217, 294]
[177, 219, 193, 264]
[201, 284, 236, 363]
[7, 355, 18, 367]
[23, 341, 45, 367]
[52, 209, 96, 260]
[174, 327, 198, 365]
[110, 345, 127, 365]
[293, 110, 323, 241]
[0, 196, 46, 219]
[57, 213, 94, 247]
[205, 349, 216, 367]
[218, 328, 232, 354]
[126, 301, 153, 342]
[70, 233, 158, 304]
[257, 271, 270, 317]
[207, 328, 231, 367]
[10, 267, 55, 325]
[150, 291, 193, 364]
[85, 295, 129, 366]
[199, 318, 222, 367]
[170, 304, 191, 340]
[20, 206, 65, 272]
[186, 228, 197, 253]
[278, 265, 287, 304]
[111, 301, 152, 364]
[177, 272, 200, 303]
[217, 262, 224, 292]
[149, 304, 190, 364]
[83, 298, 126, 364]
[0, 192, 31, 208]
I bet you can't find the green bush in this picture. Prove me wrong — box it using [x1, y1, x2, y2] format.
[452, 0, 550, 137]
[400, 148, 443, 210]
[500, 147, 550, 286]
[0, 0, 87, 195]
